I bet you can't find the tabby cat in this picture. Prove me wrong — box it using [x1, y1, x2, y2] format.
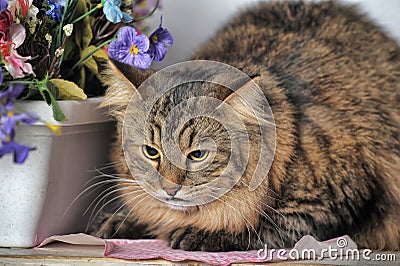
[95, 1, 400, 251]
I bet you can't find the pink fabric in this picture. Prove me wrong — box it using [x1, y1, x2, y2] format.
[104, 239, 268, 265]
[38, 233, 357, 265]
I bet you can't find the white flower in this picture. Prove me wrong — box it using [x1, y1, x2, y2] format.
[45, 33, 52, 48]
[55, 47, 64, 57]
[63, 24, 73, 37]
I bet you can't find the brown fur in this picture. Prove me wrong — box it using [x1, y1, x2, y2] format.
[95, 1, 400, 251]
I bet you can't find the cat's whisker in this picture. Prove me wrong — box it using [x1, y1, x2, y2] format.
[85, 183, 123, 216]
[87, 190, 148, 233]
[110, 193, 150, 238]
[88, 188, 145, 228]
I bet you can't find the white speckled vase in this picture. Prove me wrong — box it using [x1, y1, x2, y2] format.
[0, 98, 114, 247]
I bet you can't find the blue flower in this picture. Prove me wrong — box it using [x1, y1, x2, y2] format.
[46, 0, 64, 22]
[0, 85, 25, 114]
[0, 139, 35, 164]
[0, 85, 38, 164]
[0, 0, 8, 13]
[108, 26, 152, 69]
[1, 112, 39, 136]
[148, 17, 173, 62]
[102, 0, 133, 24]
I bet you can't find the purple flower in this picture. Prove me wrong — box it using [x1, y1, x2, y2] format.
[0, 85, 38, 164]
[1, 112, 39, 136]
[148, 17, 173, 62]
[0, 85, 25, 114]
[0, 0, 7, 13]
[0, 140, 35, 164]
[108, 26, 152, 69]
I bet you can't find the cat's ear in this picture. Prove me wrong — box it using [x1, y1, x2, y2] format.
[100, 59, 154, 120]
[223, 76, 263, 122]
[108, 58, 155, 88]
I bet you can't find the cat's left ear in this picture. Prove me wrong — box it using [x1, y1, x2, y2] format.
[223, 76, 264, 122]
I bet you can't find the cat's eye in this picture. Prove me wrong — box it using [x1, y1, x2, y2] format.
[143, 145, 161, 160]
[188, 150, 209, 162]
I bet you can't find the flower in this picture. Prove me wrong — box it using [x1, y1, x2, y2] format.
[108, 26, 152, 69]
[148, 17, 173, 62]
[0, 85, 37, 164]
[62, 23, 73, 37]
[0, 84, 24, 112]
[102, 0, 133, 24]
[45, 0, 64, 22]
[0, 139, 35, 163]
[1, 24, 35, 78]
[0, 0, 8, 13]
[1, 111, 39, 135]
[0, 0, 172, 165]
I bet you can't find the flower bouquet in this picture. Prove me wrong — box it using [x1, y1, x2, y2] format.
[0, 0, 172, 248]
[0, 0, 173, 164]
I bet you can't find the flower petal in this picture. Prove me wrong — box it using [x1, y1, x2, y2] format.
[13, 142, 34, 163]
[117, 26, 137, 44]
[121, 11, 133, 23]
[156, 28, 174, 46]
[134, 33, 150, 53]
[0, 141, 13, 157]
[133, 52, 152, 69]
[150, 43, 167, 62]
[10, 24, 26, 48]
[103, 2, 123, 23]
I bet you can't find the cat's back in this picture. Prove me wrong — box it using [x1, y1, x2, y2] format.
[192, 0, 400, 133]
[193, 2, 400, 246]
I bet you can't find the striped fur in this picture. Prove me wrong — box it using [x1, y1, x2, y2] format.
[96, 1, 400, 251]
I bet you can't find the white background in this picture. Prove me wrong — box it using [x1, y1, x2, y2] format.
[152, 0, 400, 68]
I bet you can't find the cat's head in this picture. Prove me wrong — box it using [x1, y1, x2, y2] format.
[102, 60, 275, 213]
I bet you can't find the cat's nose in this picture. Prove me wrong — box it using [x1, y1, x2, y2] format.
[162, 184, 182, 197]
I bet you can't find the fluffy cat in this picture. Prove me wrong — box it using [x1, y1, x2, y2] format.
[94, 1, 400, 251]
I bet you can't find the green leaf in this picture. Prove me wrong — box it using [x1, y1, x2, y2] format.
[49, 79, 87, 100]
[37, 82, 66, 122]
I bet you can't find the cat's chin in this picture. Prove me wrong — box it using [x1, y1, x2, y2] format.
[163, 201, 198, 212]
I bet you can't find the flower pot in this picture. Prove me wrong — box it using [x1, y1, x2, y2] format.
[0, 98, 115, 247]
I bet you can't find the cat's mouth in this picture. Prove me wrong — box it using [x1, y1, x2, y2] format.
[162, 197, 196, 211]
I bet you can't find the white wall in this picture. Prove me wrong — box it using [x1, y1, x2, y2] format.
[155, 0, 400, 68]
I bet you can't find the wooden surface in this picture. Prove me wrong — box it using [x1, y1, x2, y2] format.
[0, 243, 398, 265]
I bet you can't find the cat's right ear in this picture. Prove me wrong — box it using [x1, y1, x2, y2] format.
[107, 58, 155, 88]
[100, 59, 154, 120]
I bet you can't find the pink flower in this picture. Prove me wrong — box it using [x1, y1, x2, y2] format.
[1, 24, 35, 78]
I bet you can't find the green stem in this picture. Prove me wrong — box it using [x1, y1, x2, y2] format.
[133, 0, 160, 22]
[72, 5, 101, 24]
[3, 80, 37, 85]
[58, 0, 73, 48]
[68, 37, 116, 75]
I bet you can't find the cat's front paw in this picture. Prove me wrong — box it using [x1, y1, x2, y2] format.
[89, 212, 151, 239]
[169, 227, 246, 251]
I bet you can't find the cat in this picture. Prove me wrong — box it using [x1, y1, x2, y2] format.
[94, 0, 400, 251]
